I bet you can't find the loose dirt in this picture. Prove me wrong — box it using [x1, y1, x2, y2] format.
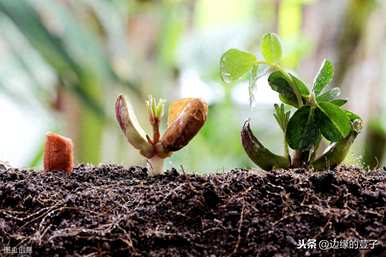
[0, 164, 385, 257]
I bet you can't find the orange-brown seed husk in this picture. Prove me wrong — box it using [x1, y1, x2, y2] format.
[44, 132, 74, 174]
[161, 98, 208, 152]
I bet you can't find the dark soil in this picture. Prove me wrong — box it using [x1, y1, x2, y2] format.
[0, 165, 385, 257]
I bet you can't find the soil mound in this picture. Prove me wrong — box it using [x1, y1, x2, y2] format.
[0, 165, 385, 257]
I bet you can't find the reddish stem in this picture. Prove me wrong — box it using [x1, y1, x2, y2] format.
[152, 117, 161, 144]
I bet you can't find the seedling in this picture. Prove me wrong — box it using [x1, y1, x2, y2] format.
[44, 132, 74, 174]
[220, 33, 362, 171]
[115, 95, 208, 175]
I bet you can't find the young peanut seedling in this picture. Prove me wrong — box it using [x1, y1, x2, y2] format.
[220, 33, 362, 171]
[115, 95, 208, 175]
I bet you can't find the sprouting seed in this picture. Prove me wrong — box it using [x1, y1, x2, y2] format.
[116, 95, 208, 175]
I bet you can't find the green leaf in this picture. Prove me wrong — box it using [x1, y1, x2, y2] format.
[289, 73, 310, 96]
[316, 87, 341, 102]
[286, 106, 321, 150]
[268, 70, 299, 107]
[220, 49, 256, 83]
[313, 59, 334, 95]
[330, 99, 347, 106]
[343, 109, 361, 122]
[315, 102, 351, 142]
[260, 33, 282, 63]
[273, 103, 290, 132]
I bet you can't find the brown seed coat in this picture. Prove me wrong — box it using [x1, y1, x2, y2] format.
[161, 98, 208, 152]
[44, 132, 74, 174]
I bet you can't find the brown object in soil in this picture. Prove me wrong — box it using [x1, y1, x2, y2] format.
[43, 132, 74, 174]
[0, 165, 385, 256]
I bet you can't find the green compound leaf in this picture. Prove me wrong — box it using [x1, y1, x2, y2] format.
[260, 33, 282, 63]
[316, 87, 341, 102]
[268, 70, 305, 108]
[313, 59, 334, 95]
[330, 99, 348, 106]
[315, 101, 352, 142]
[286, 106, 321, 150]
[220, 49, 256, 83]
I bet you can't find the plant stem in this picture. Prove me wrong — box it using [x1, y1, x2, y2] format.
[147, 156, 165, 176]
[284, 138, 290, 161]
[152, 118, 161, 144]
[309, 136, 321, 162]
[292, 150, 310, 168]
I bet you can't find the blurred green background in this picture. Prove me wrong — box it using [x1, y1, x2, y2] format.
[0, 0, 385, 173]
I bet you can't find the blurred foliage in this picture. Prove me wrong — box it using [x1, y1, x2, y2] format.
[0, 0, 140, 165]
[278, 0, 312, 68]
[362, 120, 386, 169]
